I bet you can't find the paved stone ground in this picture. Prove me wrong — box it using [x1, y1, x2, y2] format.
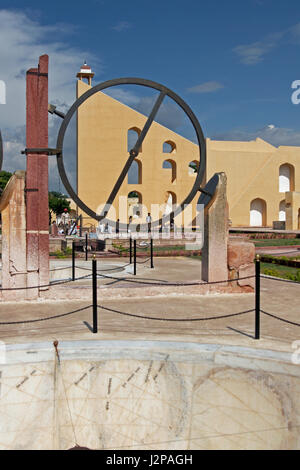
[83, 256, 203, 285]
[0, 256, 298, 451]
[0, 263, 299, 354]
[256, 246, 300, 257]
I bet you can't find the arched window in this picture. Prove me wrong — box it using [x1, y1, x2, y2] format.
[162, 159, 176, 183]
[279, 200, 286, 221]
[127, 127, 142, 153]
[128, 160, 142, 184]
[128, 191, 142, 202]
[250, 198, 267, 227]
[163, 140, 176, 154]
[188, 160, 199, 176]
[279, 164, 295, 192]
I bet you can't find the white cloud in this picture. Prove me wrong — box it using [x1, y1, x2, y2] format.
[187, 81, 224, 94]
[0, 9, 101, 188]
[212, 124, 300, 147]
[289, 22, 300, 42]
[111, 21, 132, 32]
[234, 22, 300, 66]
[104, 88, 141, 106]
[232, 26, 297, 65]
[233, 32, 284, 65]
[233, 41, 274, 65]
[105, 88, 184, 131]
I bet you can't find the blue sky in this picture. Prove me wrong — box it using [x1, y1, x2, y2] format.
[0, 0, 300, 189]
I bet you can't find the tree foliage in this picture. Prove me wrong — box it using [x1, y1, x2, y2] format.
[188, 162, 197, 173]
[49, 191, 70, 216]
[0, 171, 13, 193]
[128, 191, 139, 198]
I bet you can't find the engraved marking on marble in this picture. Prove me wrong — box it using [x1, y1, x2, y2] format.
[108, 378, 112, 395]
[145, 361, 153, 383]
[74, 364, 97, 387]
[122, 367, 140, 388]
[16, 376, 29, 389]
[74, 372, 87, 386]
[153, 355, 169, 382]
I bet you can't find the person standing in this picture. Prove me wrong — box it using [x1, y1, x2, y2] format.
[146, 213, 152, 233]
[127, 215, 133, 233]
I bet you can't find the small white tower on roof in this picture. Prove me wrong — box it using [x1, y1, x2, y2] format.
[76, 61, 94, 86]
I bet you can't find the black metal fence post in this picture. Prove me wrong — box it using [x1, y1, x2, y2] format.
[92, 256, 98, 333]
[72, 240, 75, 281]
[150, 237, 154, 269]
[85, 232, 88, 261]
[79, 214, 82, 237]
[133, 239, 137, 275]
[129, 236, 132, 264]
[255, 254, 260, 340]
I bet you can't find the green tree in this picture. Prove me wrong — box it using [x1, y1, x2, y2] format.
[128, 191, 139, 198]
[49, 191, 70, 217]
[0, 171, 13, 193]
[188, 162, 197, 173]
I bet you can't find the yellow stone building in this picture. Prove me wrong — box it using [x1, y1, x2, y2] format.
[207, 138, 300, 229]
[76, 71, 300, 230]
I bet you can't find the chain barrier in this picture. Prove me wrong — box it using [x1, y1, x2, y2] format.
[260, 274, 300, 285]
[261, 310, 300, 327]
[49, 265, 73, 272]
[0, 273, 92, 291]
[97, 305, 254, 322]
[136, 257, 151, 265]
[0, 251, 300, 335]
[95, 272, 255, 287]
[0, 304, 92, 325]
[79, 264, 131, 273]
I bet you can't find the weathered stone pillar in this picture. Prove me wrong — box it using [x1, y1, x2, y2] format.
[227, 237, 255, 289]
[0, 172, 27, 301]
[285, 191, 300, 230]
[201, 172, 228, 283]
[26, 55, 49, 298]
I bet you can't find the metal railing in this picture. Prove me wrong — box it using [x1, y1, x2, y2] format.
[0, 255, 299, 341]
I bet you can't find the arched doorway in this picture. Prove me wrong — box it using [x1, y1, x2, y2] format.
[279, 200, 286, 221]
[279, 164, 295, 192]
[164, 191, 176, 215]
[250, 198, 267, 227]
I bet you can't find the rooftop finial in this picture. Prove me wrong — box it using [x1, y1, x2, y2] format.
[77, 61, 94, 86]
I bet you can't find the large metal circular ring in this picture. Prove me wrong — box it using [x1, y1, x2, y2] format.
[56, 77, 206, 231]
[0, 131, 3, 172]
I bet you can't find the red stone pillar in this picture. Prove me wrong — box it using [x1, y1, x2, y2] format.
[26, 55, 49, 298]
